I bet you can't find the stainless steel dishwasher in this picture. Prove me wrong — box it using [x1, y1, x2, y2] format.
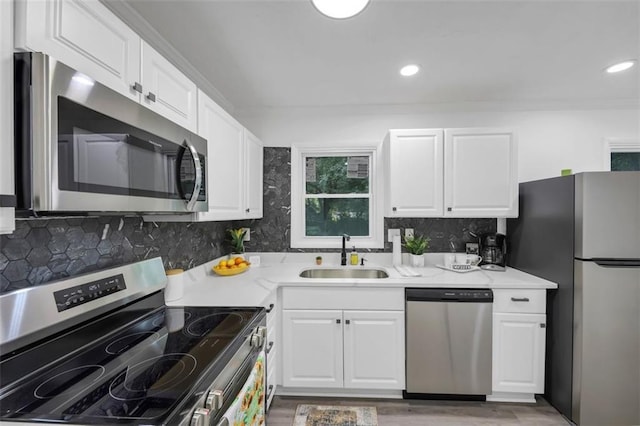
[405, 288, 493, 399]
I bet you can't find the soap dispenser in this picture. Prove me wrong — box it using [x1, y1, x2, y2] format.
[350, 246, 359, 265]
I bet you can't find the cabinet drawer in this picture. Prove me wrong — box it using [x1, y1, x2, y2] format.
[282, 287, 404, 310]
[493, 289, 546, 314]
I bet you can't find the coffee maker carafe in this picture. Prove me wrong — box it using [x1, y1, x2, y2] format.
[480, 233, 506, 271]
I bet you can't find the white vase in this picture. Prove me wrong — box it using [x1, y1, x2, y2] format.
[409, 254, 425, 267]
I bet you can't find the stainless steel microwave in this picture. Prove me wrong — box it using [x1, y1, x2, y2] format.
[14, 52, 207, 214]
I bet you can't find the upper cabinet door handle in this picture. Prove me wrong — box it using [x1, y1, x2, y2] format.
[511, 297, 530, 302]
[131, 82, 143, 93]
[146, 92, 156, 102]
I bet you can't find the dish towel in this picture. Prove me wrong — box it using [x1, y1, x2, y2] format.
[394, 265, 421, 277]
[219, 350, 266, 426]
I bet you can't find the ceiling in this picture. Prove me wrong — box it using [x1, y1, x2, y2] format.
[116, 0, 639, 111]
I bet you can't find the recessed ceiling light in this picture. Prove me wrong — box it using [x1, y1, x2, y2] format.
[606, 60, 636, 73]
[311, 0, 370, 19]
[400, 64, 420, 77]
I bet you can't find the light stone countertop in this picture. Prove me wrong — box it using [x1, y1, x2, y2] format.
[166, 252, 557, 308]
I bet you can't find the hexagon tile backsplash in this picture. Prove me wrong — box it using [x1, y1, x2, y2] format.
[0, 216, 236, 293]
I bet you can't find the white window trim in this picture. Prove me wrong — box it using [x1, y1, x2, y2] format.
[291, 141, 384, 249]
[604, 137, 640, 170]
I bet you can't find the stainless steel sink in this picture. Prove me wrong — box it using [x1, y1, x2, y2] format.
[299, 268, 389, 279]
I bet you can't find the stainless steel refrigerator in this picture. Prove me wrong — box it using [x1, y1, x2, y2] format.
[507, 172, 640, 426]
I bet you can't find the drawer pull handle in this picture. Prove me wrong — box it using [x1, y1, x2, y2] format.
[345, 319, 350, 325]
[266, 341, 274, 354]
[336, 319, 341, 324]
[511, 297, 530, 302]
[265, 303, 275, 313]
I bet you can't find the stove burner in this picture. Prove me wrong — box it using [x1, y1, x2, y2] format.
[105, 332, 161, 355]
[109, 353, 197, 401]
[185, 312, 245, 337]
[34, 365, 106, 400]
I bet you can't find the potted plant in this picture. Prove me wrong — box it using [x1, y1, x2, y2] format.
[403, 234, 430, 267]
[228, 228, 247, 255]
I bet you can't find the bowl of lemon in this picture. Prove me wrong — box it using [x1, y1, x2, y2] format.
[212, 256, 251, 276]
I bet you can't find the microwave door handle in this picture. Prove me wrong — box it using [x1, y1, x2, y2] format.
[184, 140, 202, 212]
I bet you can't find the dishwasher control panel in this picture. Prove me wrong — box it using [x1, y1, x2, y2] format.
[406, 288, 493, 302]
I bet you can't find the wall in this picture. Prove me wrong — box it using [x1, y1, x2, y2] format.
[0, 147, 494, 292]
[238, 105, 639, 182]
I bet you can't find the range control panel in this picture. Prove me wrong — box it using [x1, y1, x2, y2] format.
[54, 274, 127, 312]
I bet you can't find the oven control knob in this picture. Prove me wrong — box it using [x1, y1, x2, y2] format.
[257, 326, 267, 339]
[205, 389, 223, 410]
[190, 407, 211, 426]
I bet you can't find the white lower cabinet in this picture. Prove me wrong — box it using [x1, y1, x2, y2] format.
[489, 289, 546, 402]
[283, 310, 344, 388]
[263, 290, 279, 411]
[282, 309, 405, 390]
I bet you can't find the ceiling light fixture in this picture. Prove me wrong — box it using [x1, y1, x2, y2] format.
[606, 60, 636, 73]
[311, 0, 370, 19]
[400, 64, 420, 77]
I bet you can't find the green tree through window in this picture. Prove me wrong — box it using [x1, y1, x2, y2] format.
[304, 156, 370, 237]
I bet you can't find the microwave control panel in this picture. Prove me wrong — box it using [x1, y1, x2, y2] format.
[54, 274, 127, 312]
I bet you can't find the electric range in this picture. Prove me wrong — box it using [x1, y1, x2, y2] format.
[0, 257, 266, 425]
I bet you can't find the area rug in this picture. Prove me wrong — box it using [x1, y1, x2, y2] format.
[293, 404, 378, 426]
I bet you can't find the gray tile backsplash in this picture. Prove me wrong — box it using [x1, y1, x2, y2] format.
[0, 147, 495, 292]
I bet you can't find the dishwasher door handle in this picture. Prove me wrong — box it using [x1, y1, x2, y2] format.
[511, 297, 530, 302]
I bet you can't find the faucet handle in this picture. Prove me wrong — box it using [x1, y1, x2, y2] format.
[360, 258, 367, 266]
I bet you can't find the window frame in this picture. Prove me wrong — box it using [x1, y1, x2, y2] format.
[290, 142, 384, 249]
[604, 138, 640, 171]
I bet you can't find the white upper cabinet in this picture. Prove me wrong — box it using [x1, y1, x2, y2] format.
[1, 0, 15, 234]
[197, 91, 245, 220]
[244, 129, 264, 219]
[384, 127, 518, 218]
[16, 0, 197, 131]
[444, 128, 518, 218]
[385, 129, 444, 217]
[16, 0, 141, 102]
[140, 41, 197, 132]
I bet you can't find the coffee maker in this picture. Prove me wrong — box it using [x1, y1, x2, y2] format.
[479, 233, 506, 271]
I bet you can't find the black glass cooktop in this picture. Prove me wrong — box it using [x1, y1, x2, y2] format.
[0, 292, 262, 424]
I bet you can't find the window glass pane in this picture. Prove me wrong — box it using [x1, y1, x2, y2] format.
[305, 156, 369, 194]
[611, 152, 640, 171]
[305, 198, 369, 236]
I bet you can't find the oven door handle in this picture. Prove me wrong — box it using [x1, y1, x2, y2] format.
[184, 139, 202, 212]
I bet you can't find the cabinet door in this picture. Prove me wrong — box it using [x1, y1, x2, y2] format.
[141, 41, 197, 132]
[385, 129, 444, 217]
[0, 0, 15, 234]
[17, 0, 141, 102]
[244, 130, 264, 219]
[282, 310, 343, 388]
[343, 311, 405, 390]
[196, 91, 245, 220]
[444, 128, 518, 218]
[492, 313, 546, 393]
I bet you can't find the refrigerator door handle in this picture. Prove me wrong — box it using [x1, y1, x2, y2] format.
[593, 259, 640, 267]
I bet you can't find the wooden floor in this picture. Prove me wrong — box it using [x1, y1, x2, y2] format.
[266, 395, 572, 426]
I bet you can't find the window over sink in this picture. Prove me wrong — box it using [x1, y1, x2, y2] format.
[291, 142, 384, 249]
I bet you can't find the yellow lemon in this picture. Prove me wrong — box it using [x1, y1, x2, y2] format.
[219, 260, 227, 268]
